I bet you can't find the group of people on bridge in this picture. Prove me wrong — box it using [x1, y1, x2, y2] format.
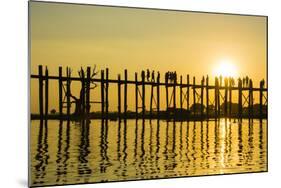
[141, 69, 160, 82]
[165, 71, 178, 84]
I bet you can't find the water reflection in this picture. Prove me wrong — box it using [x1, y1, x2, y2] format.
[55, 120, 70, 183]
[31, 119, 267, 186]
[77, 119, 92, 181]
[99, 119, 109, 175]
[33, 120, 49, 185]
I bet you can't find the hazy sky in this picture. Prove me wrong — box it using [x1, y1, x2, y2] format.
[30, 1, 267, 113]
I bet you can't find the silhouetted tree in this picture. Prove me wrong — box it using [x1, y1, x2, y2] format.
[67, 66, 98, 116]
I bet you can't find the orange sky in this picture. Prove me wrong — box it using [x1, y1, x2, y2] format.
[30, 1, 267, 113]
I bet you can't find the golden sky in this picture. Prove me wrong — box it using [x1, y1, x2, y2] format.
[30, 1, 267, 113]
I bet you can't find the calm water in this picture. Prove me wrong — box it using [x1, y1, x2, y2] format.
[30, 119, 267, 186]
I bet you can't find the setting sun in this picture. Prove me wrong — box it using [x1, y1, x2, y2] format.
[214, 60, 238, 78]
[29, 3, 267, 187]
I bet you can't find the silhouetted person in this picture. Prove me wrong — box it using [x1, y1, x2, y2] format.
[167, 71, 170, 83]
[169, 71, 174, 83]
[146, 69, 150, 81]
[50, 109, 56, 114]
[245, 76, 249, 87]
[151, 70, 155, 82]
[169, 72, 172, 83]
[141, 71, 145, 81]
[239, 78, 242, 87]
[261, 79, 264, 85]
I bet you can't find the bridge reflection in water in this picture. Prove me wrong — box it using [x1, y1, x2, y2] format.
[30, 119, 267, 187]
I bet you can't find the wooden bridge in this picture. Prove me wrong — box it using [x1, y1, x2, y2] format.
[31, 65, 267, 120]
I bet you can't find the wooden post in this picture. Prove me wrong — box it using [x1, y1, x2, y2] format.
[150, 81, 153, 118]
[187, 75, 190, 112]
[66, 67, 71, 117]
[259, 80, 264, 118]
[238, 78, 242, 119]
[58, 67, 63, 116]
[141, 71, 145, 118]
[165, 75, 169, 111]
[38, 65, 43, 118]
[105, 68, 109, 117]
[45, 67, 49, 117]
[173, 76, 176, 116]
[193, 76, 196, 115]
[229, 78, 232, 117]
[180, 76, 183, 113]
[157, 72, 160, 117]
[206, 75, 209, 118]
[81, 68, 85, 115]
[249, 79, 253, 118]
[224, 78, 228, 117]
[86, 67, 91, 116]
[135, 72, 138, 118]
[215, 77, 218, 118]
[217, 78, 220, 118]
[117, 74, 121, 119]
[101, 70, 104, 118]
[124, 69, 128, 118]
[200, 76, 204, 117]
